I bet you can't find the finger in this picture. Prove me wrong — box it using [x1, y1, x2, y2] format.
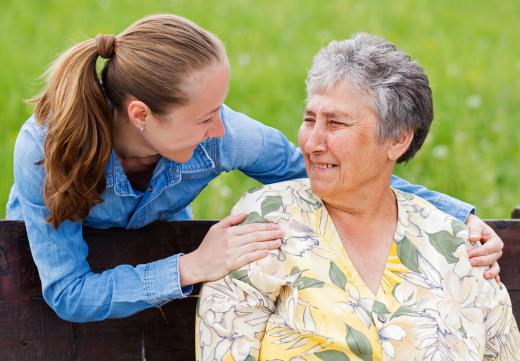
[213, 213, 247, 229]
[470, 254, 501, 268]
[468, 238, 503, 258]
[232, 230, 284, 247]
[232, 222, 280, 237]
[483, 262, 500, 280]
[236, 239, 282, 255]
[233, 249, 270, 270]
[468, 229, 486, 243]
[465, 214, 493, 243]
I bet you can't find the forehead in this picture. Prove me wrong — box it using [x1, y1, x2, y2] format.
[305, 81, 373, 116]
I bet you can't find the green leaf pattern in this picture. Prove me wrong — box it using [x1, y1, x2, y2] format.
[427, 230, 464, 264]
[261, 196, 283, 216]
[315, 350, 351, 361]
[346, 325, 373, 361]
[396, 237, 420, 273]
[329, 261, 347, 289]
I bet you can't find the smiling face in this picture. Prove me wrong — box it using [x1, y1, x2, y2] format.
[138, 61, 230, 163]
[298, 81, 400, 203]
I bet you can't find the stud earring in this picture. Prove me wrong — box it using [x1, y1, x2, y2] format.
[138, 126, 144, 132]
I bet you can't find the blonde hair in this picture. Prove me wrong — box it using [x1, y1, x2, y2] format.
[31, 14, 225, 228]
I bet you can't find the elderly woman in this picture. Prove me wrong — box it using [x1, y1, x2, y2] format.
[196, 34, 520, 361]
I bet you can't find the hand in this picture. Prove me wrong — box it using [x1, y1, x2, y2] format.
[178, 213, 284, 286]
[465, 214, 503, 281]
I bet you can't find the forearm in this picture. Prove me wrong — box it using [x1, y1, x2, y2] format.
[42, 253, 192, 322]
[219, 105, 307, 183]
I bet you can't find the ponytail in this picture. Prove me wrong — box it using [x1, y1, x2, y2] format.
[29, 14, 225, 228]
[32, 37, 113, 228]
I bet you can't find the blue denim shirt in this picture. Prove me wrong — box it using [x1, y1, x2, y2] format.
[6, 105, 474, 322]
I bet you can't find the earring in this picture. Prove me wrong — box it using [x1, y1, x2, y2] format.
[138, 126, 144, 132]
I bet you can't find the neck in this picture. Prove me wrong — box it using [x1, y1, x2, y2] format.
[323, 176, 396, 226]
[112, 110, 161, 172]
[112, 110, 157, 158]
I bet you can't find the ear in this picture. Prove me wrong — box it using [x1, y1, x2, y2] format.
[387, 130, 414, 161]
[127, 100, 152, 130]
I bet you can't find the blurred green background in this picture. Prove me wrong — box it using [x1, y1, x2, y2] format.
[1, 0, 519, 219]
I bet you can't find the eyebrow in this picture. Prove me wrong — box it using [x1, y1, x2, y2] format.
[304, 109, 351, 119]
[201, 106, 222, 118]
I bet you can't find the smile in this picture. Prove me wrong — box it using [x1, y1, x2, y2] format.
[311, 163, 337, 170]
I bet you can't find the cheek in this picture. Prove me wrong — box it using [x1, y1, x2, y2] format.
[298, 127, 309, 150]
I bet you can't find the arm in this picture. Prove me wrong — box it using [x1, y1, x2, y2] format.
[196, 267, 280, 361]
[390, 175, 474, 222]
[218, 105, 307, 184]
[196, 196, 285, 361]
[483, 281, 520, 360]
[13, 123, 191, 322]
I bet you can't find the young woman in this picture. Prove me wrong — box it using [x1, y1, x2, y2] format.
[6, 14, 502, 322]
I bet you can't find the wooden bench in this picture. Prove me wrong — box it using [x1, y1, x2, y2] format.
[1, 215, 519, 361]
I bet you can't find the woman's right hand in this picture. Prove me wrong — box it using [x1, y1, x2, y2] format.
[178, 213, 284, 286]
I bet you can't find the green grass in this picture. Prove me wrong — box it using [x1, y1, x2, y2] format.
[1, 0, 519, 219]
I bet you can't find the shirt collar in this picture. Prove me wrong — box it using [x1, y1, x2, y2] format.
[104, 143, 215, 196]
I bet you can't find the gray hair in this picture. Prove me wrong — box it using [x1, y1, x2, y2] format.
[306, 33, 433, 162]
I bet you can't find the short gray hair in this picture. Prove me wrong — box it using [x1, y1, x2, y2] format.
[306, 33, 433, 162]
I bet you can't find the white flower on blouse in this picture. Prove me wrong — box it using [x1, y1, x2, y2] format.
[437, 263, 482, 336]
[198, 277, 273, 361]
[415, 309, 481, 361]
[379, 324, 407, 359]
[334, 283, 374, 328]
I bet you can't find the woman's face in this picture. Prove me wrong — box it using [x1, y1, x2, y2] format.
[140, 61, 230, 163]
[298, 81, 395, 201]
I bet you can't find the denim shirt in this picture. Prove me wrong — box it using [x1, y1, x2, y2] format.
[6, 104, 474, 322]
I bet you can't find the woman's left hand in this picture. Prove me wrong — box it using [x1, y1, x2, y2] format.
[465, 214, 503, 281]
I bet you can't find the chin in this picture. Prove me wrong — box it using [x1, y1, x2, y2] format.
[309, 179, 330, 198]
[165, 150, 195, 163]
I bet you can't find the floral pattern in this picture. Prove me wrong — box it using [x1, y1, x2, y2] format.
[196, 179, 520, 361]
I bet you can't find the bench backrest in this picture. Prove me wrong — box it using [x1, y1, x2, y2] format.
[1, 219, 519, 360]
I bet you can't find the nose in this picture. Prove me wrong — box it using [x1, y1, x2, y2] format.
[302, 123, 327, 153]
[207, 113, 225, 138]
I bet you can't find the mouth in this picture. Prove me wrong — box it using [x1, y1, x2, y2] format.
[310, 162, 337, 171]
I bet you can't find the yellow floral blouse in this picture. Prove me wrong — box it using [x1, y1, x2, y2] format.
[196, 179, 520, 361]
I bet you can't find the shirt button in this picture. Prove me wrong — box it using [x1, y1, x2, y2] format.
[377, 314, 388, 323]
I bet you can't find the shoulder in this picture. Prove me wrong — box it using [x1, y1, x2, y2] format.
[220, 104, 279, 136]
[15, 115, 47, 153]
[231, 178, 314, 217]
[393, 187, 468, 239]
[13, 115, 48, 172]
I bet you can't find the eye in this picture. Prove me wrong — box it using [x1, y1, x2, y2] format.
[201, 117, 212, 124]
[329, 120, 346, 127]
[303, 117, 315, 124]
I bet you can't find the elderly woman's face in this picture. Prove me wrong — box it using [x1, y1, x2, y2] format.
[298, 81, 395, 201]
